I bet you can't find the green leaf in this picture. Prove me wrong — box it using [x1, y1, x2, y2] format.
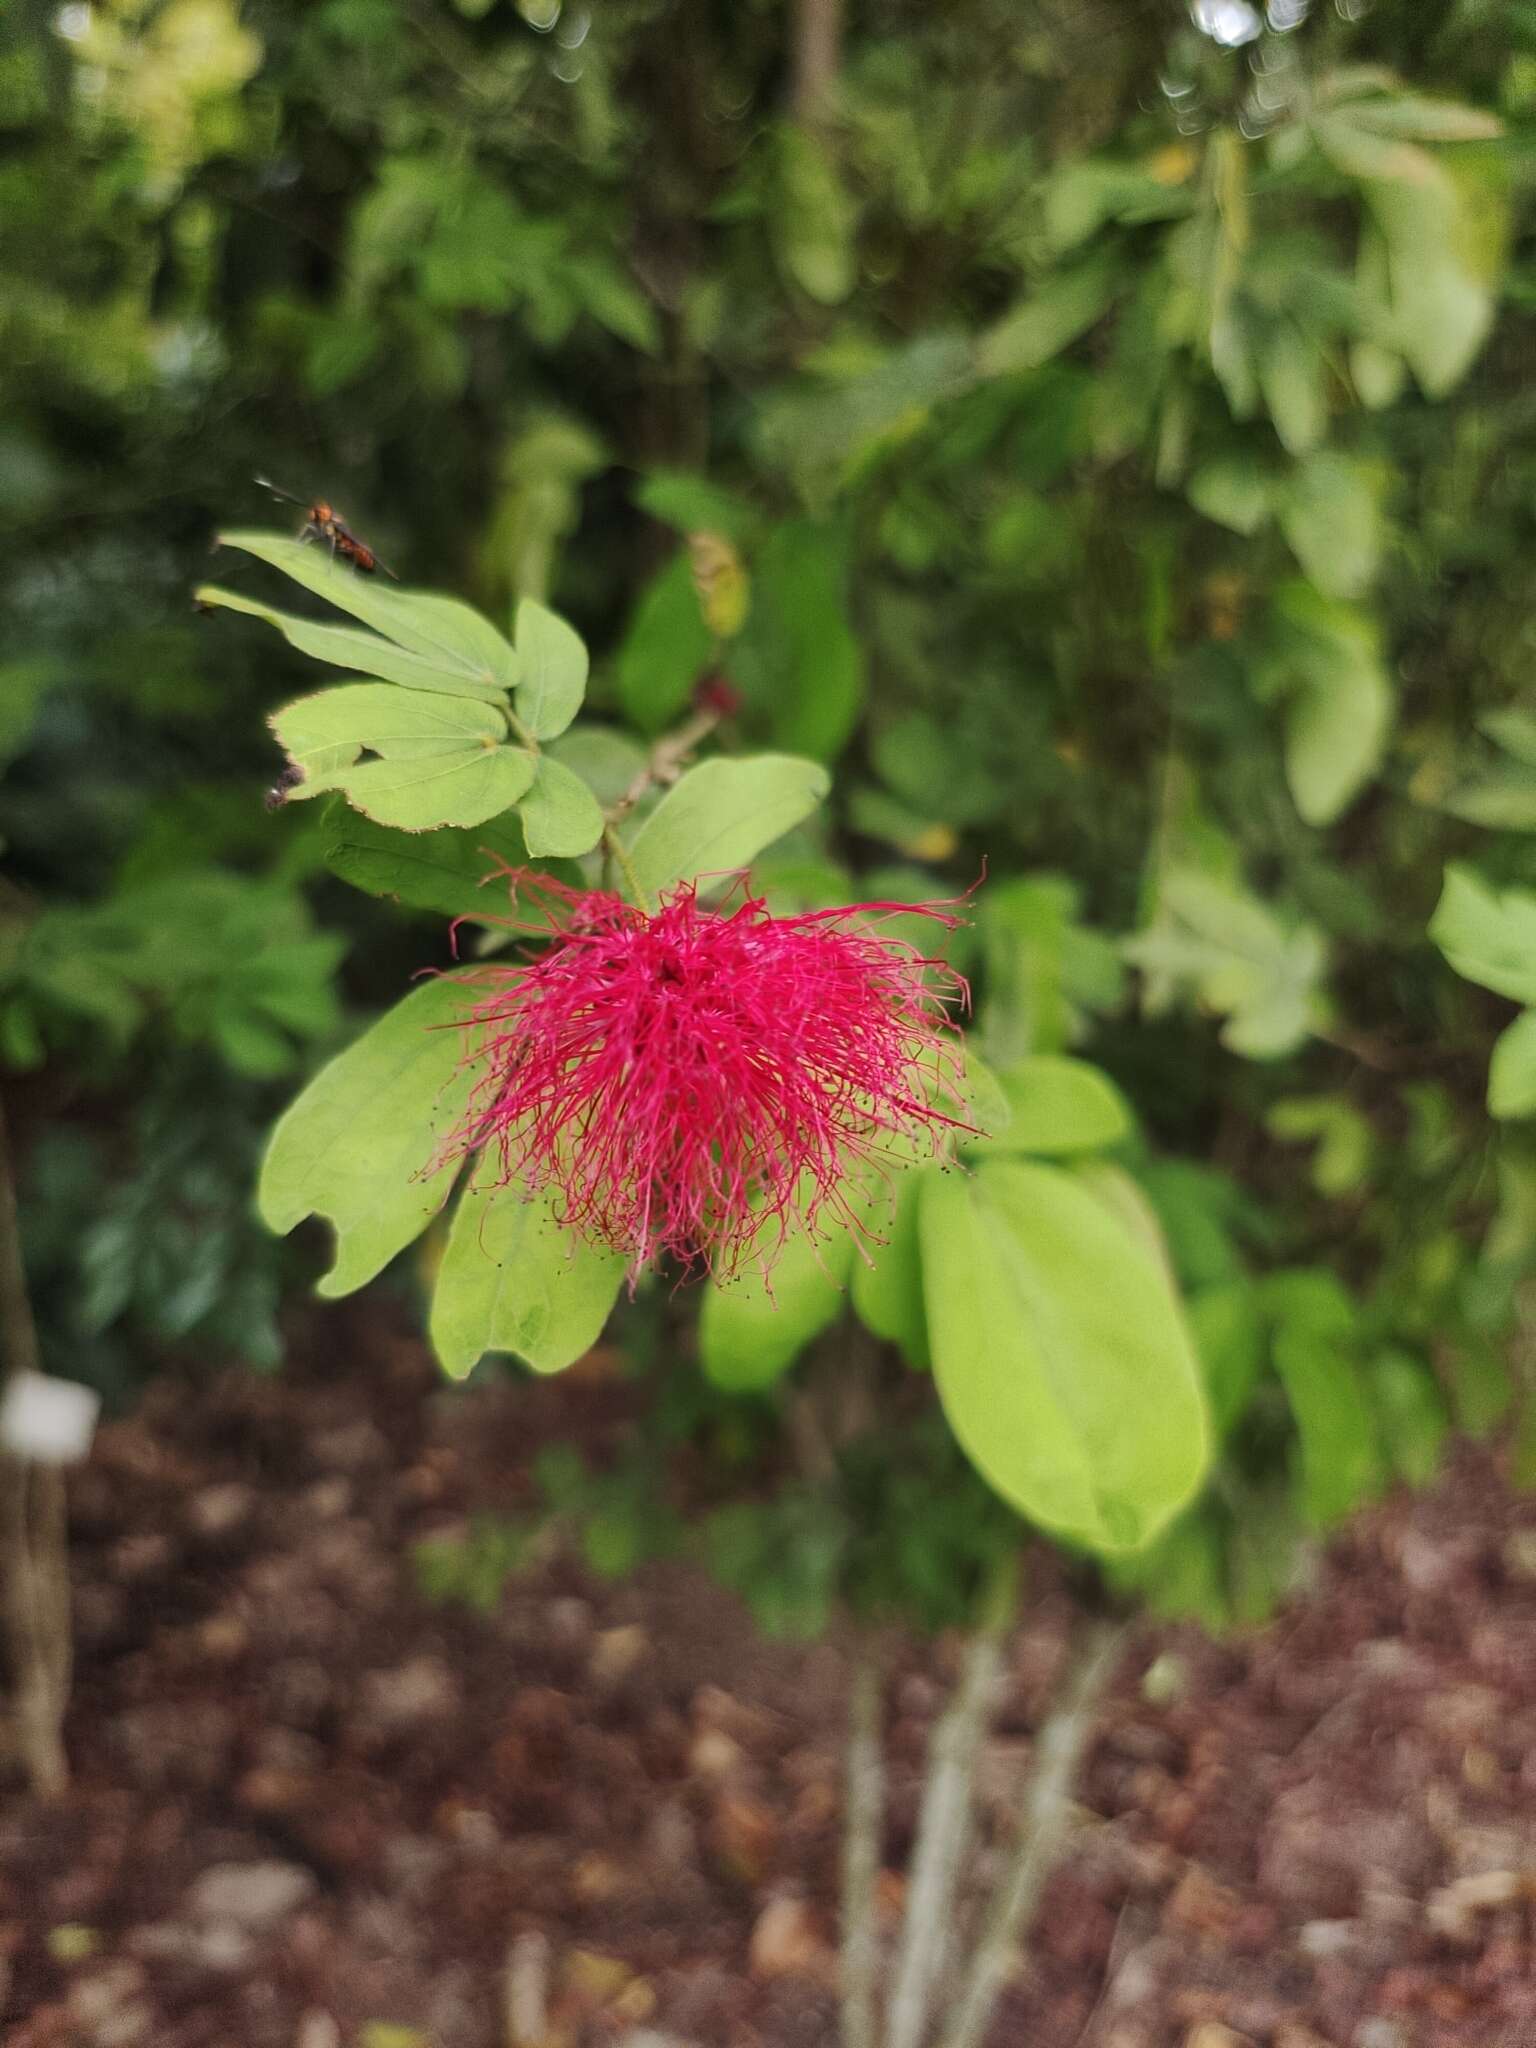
[192, 585, 508, 703]
[1258, 329, 1326, 456]
[615, 554, 714, 734]
[1266, 1270, 1383, 1528]
[324, 808, 544, 920]
[514, 598, 589, 740]
[772, 124, 857, 305]
[1489, 1009, 1536, 1119]
[921, 1161, 1209, 1554]
[1360, 158, 1506, 395]
[699, 1222, 854, 1392]
[1370, 1346, 1449, 1488]
[213, 532, 517, 693]
[965, 1055, 1132, 1157]
[548, 727, 649, 808]
[517, 756, 605, 858]
[1127, 867, 1327, 1059]
[267, 682, 535, 831]
[429, 1172, 626, 1378]
[1268, 585, 1393, 827]
[332, 747, 537, 831]
[848, 1168, 930, 1369]
[1277, 452, 1384, 601]
[636, 471, 763, 545]
[258, 975, 475, 1298]
[978, 251, 1118, 378]
[1266, 1093, 1374, 1195]
[1343, 94, 1502, 144]
[1188, 1280, 1266, 1439]
[732, 521, 865, 761]
[1430, 864, 1536, 1006]
[269, 683, 509, 784]
[1187, 458, 1276, 537]
[0, 658, 60, 767]
[624, 755, 830, 902]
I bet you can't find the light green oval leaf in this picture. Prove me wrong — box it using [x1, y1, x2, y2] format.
[215, 532, 517, 692]
[514, 597, 589, 739]
[1187, 458, 1276, 538]
[967, 1055, 1132, 1156]
[430, 1172, 626, 1378]
[259, 975, 475, 1298]
[1489, 1008, 1536, 1119]
[517, 755, 605, 858]
[921, 1161, 1209, 1554]
[1272, 588, 1393, 826]
[271, 684, 509, 791]
[1431, 864, 1536, 1006]
[194, 584, 508, 703]
[1277, 451, 1383, 600]
[624, 755, 830, 902]
[699, 1223, 854, 1393]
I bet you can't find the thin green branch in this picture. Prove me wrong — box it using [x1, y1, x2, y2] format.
[601, 824, 651, 912]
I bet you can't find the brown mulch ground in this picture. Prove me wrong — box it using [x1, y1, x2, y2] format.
[4, 1306, 1536, 2048]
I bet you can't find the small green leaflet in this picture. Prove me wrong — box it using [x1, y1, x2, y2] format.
[429, 1173, 626, 1378]
[259, 975, 475, 1298]
[192, 584, 509, 704]
[1431, 864, 1536, 1007]
[514, 598, 589, 740]
[517, 756, 605, 857]
[212, 532, 518, 694]
[268, 684, 534, 831]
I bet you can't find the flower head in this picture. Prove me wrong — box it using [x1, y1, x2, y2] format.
[438, 873, 971, 1281]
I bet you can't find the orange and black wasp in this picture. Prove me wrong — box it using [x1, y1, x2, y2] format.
[254, 477, 397, 578]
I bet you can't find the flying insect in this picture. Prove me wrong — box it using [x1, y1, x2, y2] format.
[254, 477, 397, 578]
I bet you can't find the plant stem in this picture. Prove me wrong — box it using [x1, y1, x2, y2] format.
[840, 1631, 886, 2048]
[601, 824, 651, 912]
[0, 1093, 71, 1797]
[885, 1554, 1019, 2048]
[936, 1619, 1125, 2048]
[607, 704, 723, 825]
[599, 701, 727, 910]
[791, 0, 843, 130]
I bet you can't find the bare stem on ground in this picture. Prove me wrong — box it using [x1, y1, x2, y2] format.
[936, 1618, 1126, 2048]
[840, 1632, 886, 2048]
[0, 1094, 71, 1797]
[884, 1557, 1019, 2048]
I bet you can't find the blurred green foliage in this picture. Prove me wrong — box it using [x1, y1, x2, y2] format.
[4, 0, 1536, 1620]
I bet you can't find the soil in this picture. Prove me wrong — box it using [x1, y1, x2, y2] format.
[3, 1303, 1536, 2048]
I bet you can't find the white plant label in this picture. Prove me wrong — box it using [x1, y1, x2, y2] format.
[0, 1371, 100, 1465]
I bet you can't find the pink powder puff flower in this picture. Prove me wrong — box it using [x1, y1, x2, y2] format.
[436, 872, 974, 1283]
